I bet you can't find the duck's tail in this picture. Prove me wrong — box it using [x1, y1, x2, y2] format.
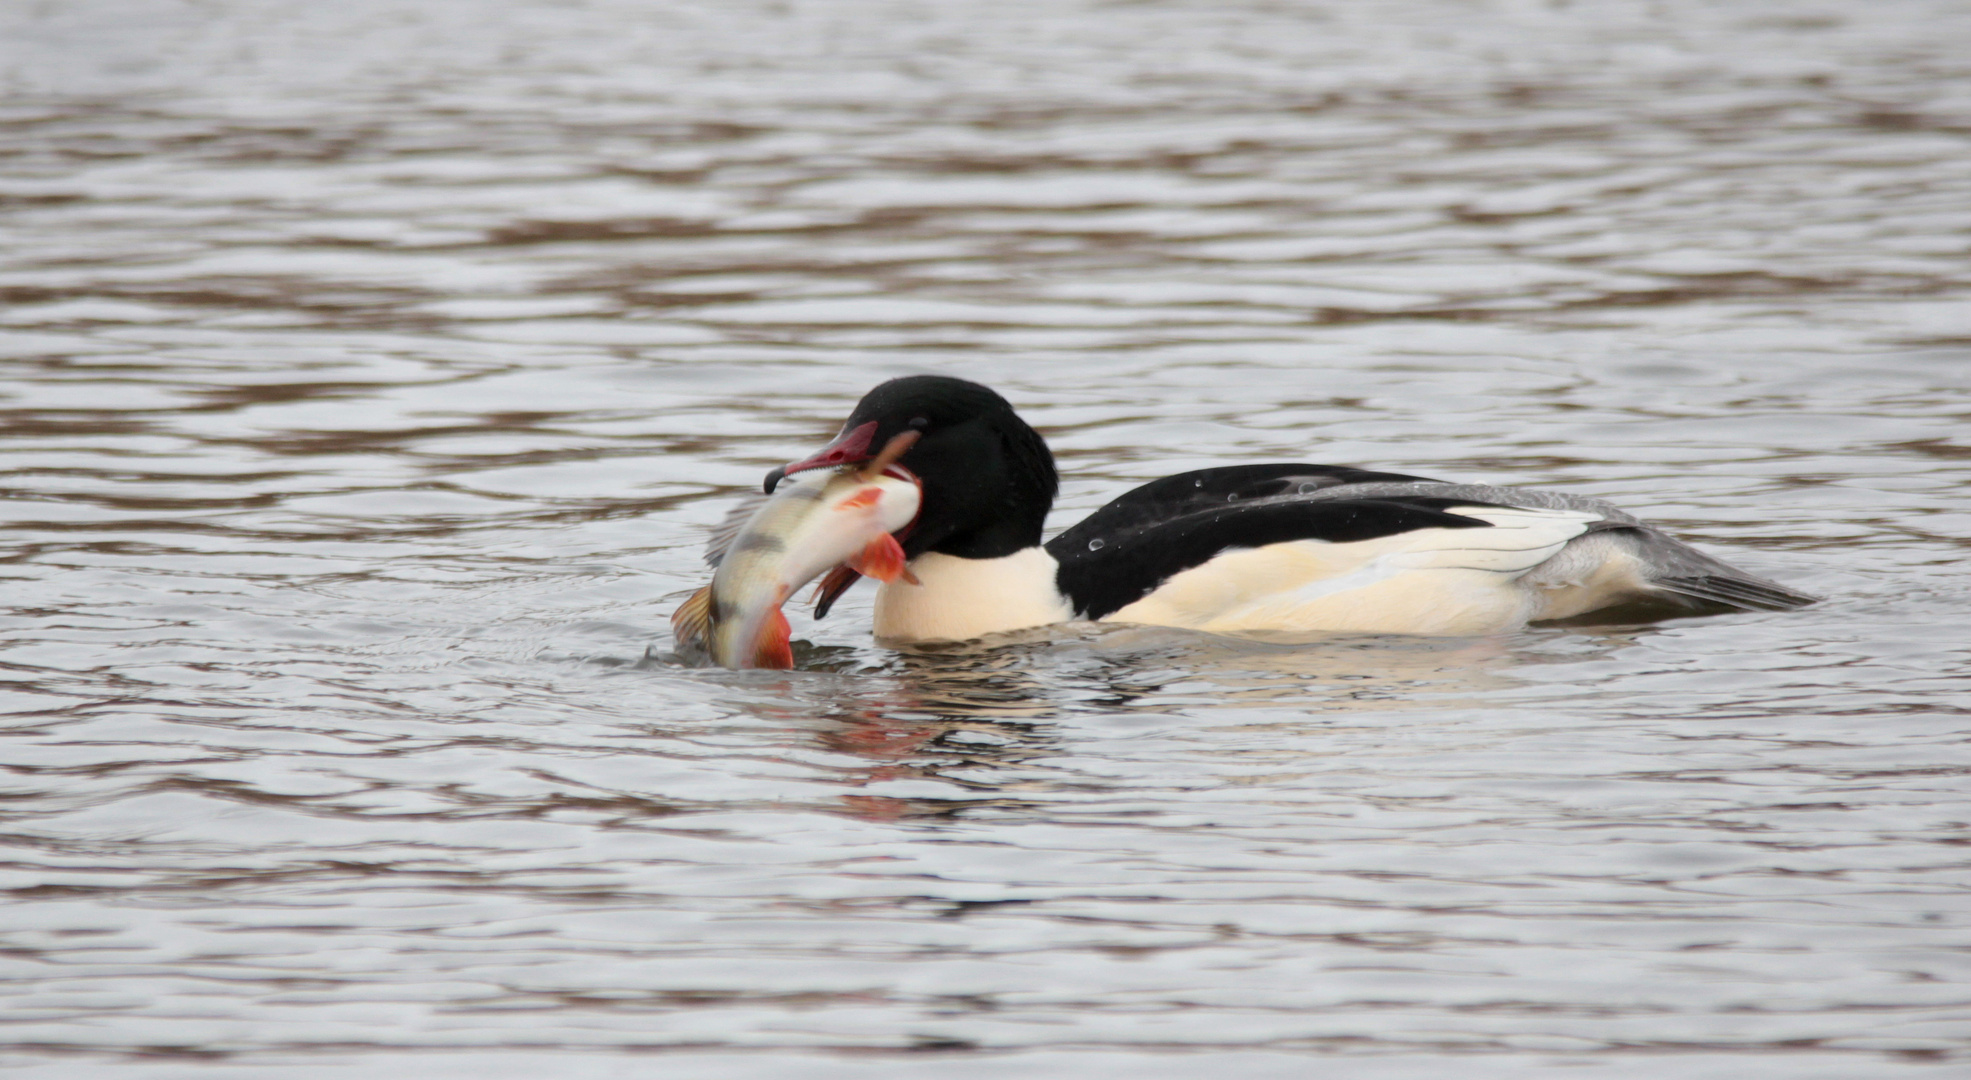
[1526, 522, 1816, 625]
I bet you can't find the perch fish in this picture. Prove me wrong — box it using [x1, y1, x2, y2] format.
[673, 433, 921, 668]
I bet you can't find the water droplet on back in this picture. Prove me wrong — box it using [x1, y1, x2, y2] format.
[1087, 538, 1105, 551]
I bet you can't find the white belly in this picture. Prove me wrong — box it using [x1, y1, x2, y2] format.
[873, 548, 1074, 643]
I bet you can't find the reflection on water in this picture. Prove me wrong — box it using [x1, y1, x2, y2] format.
[3, 0, 1971, 1076]
[803, 628, 1548, 824]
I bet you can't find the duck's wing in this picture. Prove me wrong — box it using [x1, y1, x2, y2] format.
[1046, 464, 1533, 621]
[1044, 465, 1814, 626]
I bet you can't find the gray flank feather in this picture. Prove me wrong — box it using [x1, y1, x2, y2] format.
[1294, 480, 1641, 524]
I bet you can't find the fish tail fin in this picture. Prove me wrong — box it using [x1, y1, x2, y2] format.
[752, 606, 794, 669]
[847, 532, 913, 583]
[671, 585, 715, 649]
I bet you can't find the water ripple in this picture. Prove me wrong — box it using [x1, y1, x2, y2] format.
[2, 0, 1970, 1077]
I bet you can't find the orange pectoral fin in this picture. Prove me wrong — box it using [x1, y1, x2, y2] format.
[846, 532, 914, 584]
[836, 487, 883, 510]
[751, 606, 793, 670]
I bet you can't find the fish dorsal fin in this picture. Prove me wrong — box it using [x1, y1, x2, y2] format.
[704, 492, 770, 567]
[671, 585, 715, 650]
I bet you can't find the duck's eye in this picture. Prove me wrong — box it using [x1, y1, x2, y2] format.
[907, 416, 929, 429]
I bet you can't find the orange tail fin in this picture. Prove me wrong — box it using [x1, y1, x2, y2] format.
[671, 585, 715, 649]
[847, 532, 914, 584]
[751, 606, 794, 669]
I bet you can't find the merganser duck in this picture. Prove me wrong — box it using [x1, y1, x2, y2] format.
[755, 375, 1814, 644]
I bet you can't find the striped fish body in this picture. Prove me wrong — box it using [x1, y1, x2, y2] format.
[673, 468, 921, 669]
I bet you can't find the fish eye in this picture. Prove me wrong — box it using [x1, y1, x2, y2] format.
[907, 416, 929, 429]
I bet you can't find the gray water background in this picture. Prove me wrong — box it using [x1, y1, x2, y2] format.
[3, 1, 1970, 1076]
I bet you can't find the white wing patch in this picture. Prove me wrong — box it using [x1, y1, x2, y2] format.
[1105, 505, 1602, 636]
[1426, 505, 1604, 570]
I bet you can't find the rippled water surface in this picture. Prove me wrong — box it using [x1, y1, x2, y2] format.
[4, 1, 1971, 1076]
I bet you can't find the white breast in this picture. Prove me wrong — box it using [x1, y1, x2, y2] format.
[873, 548, 1074, 644]
[1105, 505, 1603, 636]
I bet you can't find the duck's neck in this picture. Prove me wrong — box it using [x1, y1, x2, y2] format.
[872, 548, 1073, 644]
